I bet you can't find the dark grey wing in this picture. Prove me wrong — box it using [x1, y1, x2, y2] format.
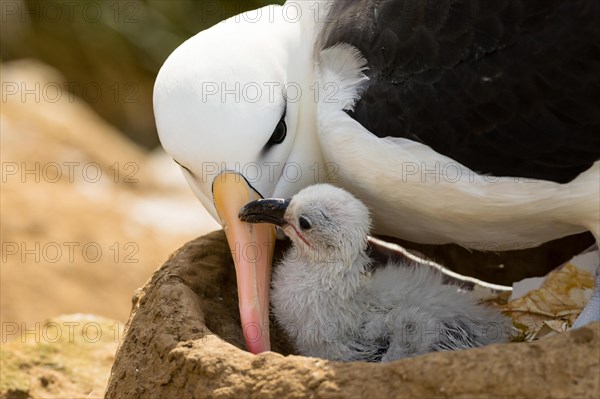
[319, 0, 600, 183]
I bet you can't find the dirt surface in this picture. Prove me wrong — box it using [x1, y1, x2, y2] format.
[106, 231, 600, 398]
[1, 314, 121, 399]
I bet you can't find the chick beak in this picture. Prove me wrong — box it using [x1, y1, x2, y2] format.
[239, 198, 291, 227]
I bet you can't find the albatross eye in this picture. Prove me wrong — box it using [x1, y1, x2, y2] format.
[268, 117, 287, 145]
[298, 216, 311, 230]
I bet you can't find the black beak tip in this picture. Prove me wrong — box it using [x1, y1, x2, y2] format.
[238, 201, 256, 222]
[237, 198, 290, 226]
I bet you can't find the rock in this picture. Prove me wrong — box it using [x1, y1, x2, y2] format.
[1, 314, 122, 399]
[106, 231, 600, 398]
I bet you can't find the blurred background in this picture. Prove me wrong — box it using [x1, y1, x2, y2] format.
[2, 0, 282, 148]
[0, 1, 595, 397]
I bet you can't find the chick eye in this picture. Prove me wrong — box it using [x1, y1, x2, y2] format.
[268, 116, 287, 145]
[298, 216, 311, 230]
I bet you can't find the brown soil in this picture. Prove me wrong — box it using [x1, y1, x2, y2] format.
[1, 314, 121, 399]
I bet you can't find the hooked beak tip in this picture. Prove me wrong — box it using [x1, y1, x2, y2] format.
[239, 198, 291, 227]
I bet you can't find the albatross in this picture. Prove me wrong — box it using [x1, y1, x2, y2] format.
[153, 0, 600, 353]
[240, 184, 510, 362]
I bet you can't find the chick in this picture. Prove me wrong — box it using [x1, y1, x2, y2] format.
[239, 184, 511, 362]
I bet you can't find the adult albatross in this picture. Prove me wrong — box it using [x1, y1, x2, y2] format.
[153, 0, 600, 353]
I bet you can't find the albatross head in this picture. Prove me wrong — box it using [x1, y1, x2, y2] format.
[153, 4, 323, 354]
[240, 184, 372, 265]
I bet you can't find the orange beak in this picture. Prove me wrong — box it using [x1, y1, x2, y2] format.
[213, 172, 275, 353]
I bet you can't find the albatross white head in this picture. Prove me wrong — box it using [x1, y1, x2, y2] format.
[153, 4, 324, 353]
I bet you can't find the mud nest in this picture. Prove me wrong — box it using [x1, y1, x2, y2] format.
[106, 231, 599, 398]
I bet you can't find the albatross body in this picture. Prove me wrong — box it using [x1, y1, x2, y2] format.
[153, 0, 600, 352]
[240, 184, 510, 361]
